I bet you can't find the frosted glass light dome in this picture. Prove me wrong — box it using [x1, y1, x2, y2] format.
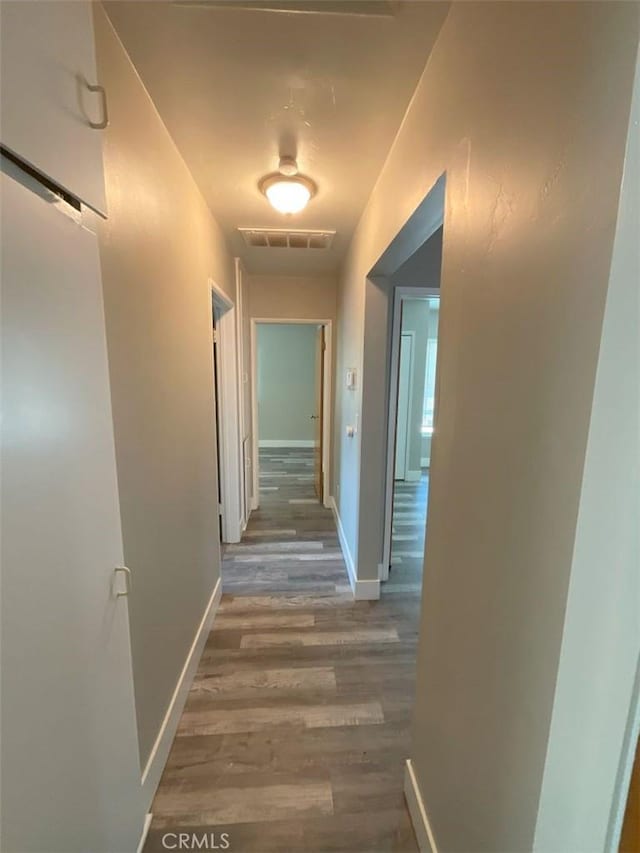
[265, 178, 311, 214]
[259, 173, 317, 215]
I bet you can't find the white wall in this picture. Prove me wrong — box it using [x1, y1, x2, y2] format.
[400, 299, 440, 474]
[422, 302, 439, 465]
[400, 299, 429, 476]
[95, 5, 233, 771]
[257, 323, 318, 444]
[533, 48, 640, 853]
[333, 3, 639, 850]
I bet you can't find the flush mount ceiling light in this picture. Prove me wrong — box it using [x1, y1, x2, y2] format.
[259, 157, 317, 215]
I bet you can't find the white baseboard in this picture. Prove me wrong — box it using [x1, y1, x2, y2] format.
[354, 576, 381, 600]
[405, 469, 423, 482]
[140, 576, 222, 811]
[328, 496, 380, 601]
[258, 439, 315, 448]
[420, 457, 431, 468]
[251, 494, 259, 511]
[328, 496, 355, 592]
[404, 759, 438, 853]
[136, 813, 152, 853]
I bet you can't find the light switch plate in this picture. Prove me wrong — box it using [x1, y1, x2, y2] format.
[346, 368, 357, 389]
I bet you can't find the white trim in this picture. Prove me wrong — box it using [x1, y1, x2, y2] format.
[381, 287, 402, 581]
[140, 576, 222, 811]
[211, 278, 243, 544]
[234, 259, 250, 529]
[395, 330, 415, 480]
[259, 439, 315, 448]
[251, 318, 333, 510]
[250, 317, 260, 512]
[320, 322, 332, 510]
[328, 495, 355, 590]
[354, 578, 381, 600]
[381, 288, 439, 581]
[328, 496, 380, 600]
[404, 759, 438, 853]
[405, 469, 423, 482]
[136, 814, 153, 853]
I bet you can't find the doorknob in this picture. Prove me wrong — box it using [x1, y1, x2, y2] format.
[113, 566, 132, 597]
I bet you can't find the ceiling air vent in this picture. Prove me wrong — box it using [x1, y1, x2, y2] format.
[238, 228, 335, 250]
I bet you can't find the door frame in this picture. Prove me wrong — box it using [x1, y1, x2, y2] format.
[233, 258, 250, 530]
[210, 278, 243, 544]
[250, 317, 332, 510]
[381, 286, 439, 581]
[395, 329, 415, 482]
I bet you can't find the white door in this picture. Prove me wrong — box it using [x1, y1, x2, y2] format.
[0, 1, 107, 215]
[0, 165, 143, 852]
[395, 332, 413, 480]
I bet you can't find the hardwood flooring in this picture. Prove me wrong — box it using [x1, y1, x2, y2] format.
[145, 448, 421, 853]
[387, 473, 428, 594]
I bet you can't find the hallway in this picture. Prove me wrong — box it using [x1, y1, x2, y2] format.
[145, 449, 421, 852]
[3, 3, 639, 850]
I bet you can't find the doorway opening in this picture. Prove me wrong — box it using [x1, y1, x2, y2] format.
[250, 319, 332, 510]
[354, 174, 445, 601]
[382, 289, 440, 592]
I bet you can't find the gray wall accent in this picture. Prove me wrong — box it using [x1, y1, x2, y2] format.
[95, 6, 233, 767]
[333, 3, 639, 850]
[257, 324, 318, 443]
[392, 226, 444, 288]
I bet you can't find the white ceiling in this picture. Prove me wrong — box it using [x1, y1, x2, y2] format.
[104, 0, 449, 274]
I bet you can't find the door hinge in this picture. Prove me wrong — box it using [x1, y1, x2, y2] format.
[218, 502, 223, 516]
[213, 329, 218, 343]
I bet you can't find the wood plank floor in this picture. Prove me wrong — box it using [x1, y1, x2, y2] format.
[387, 472, 428, 594]
[145, 448, 421, 853]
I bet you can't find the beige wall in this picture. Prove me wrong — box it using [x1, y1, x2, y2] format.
[248, 273, 337, 321]
[333, 2, 639, 850]
[95, 5, 234, 767]
[534, 49, 640, 853]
